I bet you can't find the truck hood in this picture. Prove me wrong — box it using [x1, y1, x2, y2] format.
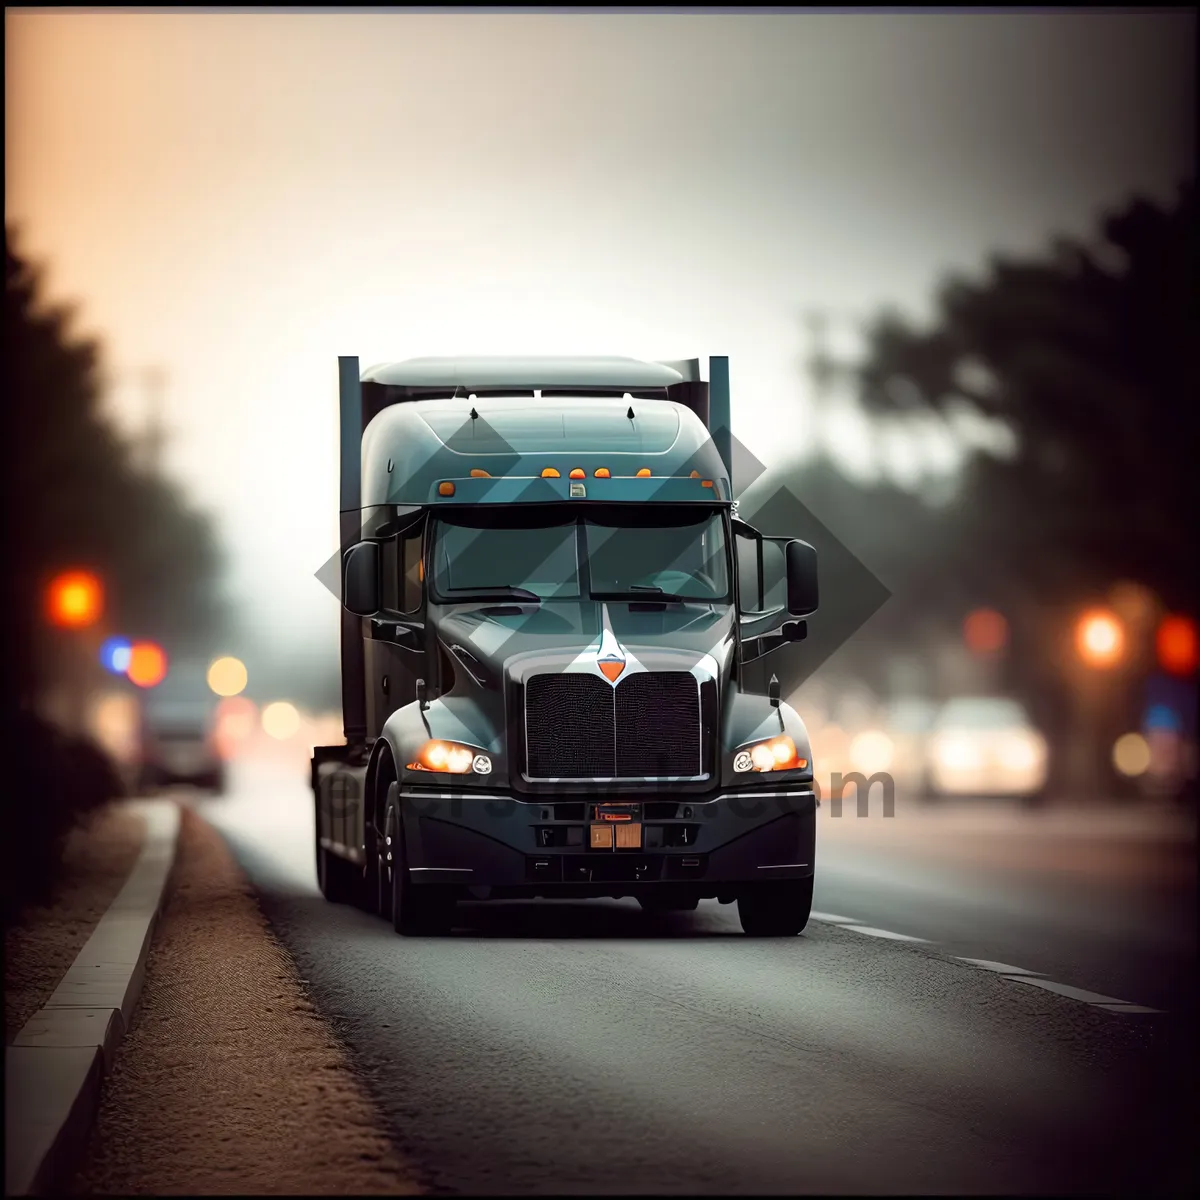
[434, 600, 737, 686]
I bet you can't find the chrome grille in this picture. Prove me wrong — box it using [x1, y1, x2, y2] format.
[524, 671, 703, 779]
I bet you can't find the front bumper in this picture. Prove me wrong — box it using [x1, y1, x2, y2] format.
[398, 786, 816, 898]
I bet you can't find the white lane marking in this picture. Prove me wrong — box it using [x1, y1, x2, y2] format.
[956, 958, 1046, 976]
[812, 913, 1168, 1014]
[1007, 977, 1138, 1006]
[843, 926, 931, 943]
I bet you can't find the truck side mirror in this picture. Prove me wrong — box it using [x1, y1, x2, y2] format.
[786, 539, 818, 616]
[343, 541, 381, 616]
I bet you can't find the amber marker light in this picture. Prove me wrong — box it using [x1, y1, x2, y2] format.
[438, 481, 456, 496]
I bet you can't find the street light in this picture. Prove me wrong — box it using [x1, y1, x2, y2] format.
[1075, 608, 1125, 669]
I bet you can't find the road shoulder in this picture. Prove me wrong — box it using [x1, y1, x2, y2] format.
[70, 803, 421, 1195]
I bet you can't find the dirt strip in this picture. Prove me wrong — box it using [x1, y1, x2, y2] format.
[71, 804, 421, 1195]
[6, 803, 148, 1043]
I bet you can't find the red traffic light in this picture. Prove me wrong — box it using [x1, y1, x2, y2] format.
[46, 570, 103, 629]
[1156, 615, 1198, 676]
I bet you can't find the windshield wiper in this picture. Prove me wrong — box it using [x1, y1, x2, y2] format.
[446, 585, 543, 602]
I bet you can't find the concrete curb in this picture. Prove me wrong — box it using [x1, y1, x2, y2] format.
[5, 799, 182, 1197]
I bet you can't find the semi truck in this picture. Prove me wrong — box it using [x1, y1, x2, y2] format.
[312, 355, 819, 936]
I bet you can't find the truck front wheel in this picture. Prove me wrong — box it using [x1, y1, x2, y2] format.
[316, 840, 362, 906]
[383, 784, 457, 937]
[737, 876, 814, 937]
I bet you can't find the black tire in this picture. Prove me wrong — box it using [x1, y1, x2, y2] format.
[383, 783, 456, 936]
[358, 785, 382, 917]
[316, 839, 362, 905]
[737, 876, 814, 937]
[637, 895, 700, 913]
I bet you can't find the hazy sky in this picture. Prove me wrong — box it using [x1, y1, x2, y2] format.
[6, 9, 1195, 659]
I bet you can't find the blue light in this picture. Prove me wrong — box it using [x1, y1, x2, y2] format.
[100, 636, 133, 675]
[1144, 703, 1182, 733]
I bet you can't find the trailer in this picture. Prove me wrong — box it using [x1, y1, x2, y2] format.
[312, 355, 819, 935]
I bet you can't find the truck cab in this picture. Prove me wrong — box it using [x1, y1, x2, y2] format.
[312, 355, 818, 936]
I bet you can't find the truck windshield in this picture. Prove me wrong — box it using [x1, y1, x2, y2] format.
[430, 507, 729, 602]
[584, 510, 728, 600]
[433, 511, 582, 600]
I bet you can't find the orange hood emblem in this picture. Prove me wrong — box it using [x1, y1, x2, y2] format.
[595, 618, 626, 684]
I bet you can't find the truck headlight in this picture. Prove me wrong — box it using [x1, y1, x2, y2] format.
[733, 735, 808, 774]
[406, 740, 493, 775]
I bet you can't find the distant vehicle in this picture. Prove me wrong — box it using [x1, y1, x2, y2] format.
[312, 355, 821, 937]
[136, 662, 225, 794]
[925, 696, 1048, 804]
[878, 696, 937, 799]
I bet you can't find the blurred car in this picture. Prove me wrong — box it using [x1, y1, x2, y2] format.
[135, 664, 225, 794]
[925, 696, 1048, 804]
[869, 696, 937, 801]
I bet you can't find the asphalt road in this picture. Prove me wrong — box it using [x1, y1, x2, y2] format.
[195, 760, 1197, 1196]
[815, 807, 1197, 1015]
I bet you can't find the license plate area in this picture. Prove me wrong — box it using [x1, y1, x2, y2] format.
[591, 803, 643, 850]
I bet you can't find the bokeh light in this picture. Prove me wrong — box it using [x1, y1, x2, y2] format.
[1112, 732, 1151, 778]
[849, 730, 895, 774]
[88, 692, 140, 763]
[1075, 609, 1125, 669]
[262, 700, 301, 740]
[963, 608, 1008, 655]
[214, 695, 258, 759]
[100, 636, 133, 674]
[127, 641, 168, 688]
[1156, 615, 1198, 676]
[46, 570, 104, 629]
[207, 655, 248, 697]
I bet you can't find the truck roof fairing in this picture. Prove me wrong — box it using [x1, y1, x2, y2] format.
[360, 395, 732, 507]
[361, 356, 685, 393]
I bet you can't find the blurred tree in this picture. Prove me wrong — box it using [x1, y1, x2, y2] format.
[853, 182, 1198, 614]
[5, 227, 228, 711]
[844, 183, 1197, 789]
